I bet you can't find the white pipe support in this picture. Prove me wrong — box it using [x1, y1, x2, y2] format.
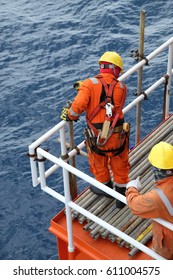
[62, 157, 75, 252]
[43, 186, 65, 204]
[63, 164, 75, 253]
[37, 147, 126, 204]
[67, 141, 86, 158]
[37, 152, 47, 190]
[59, 126, 75, 253]
[28, 146, 39, 187]
[59, 125, 67, 156]
[38, 141, 87, 181]
[123, 76, 166, 114]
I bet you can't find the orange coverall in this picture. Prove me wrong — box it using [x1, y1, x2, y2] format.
[68, 73, 130, 185]
[126, 176, 173, 259]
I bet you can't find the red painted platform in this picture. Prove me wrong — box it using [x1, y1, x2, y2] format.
[49, 208, 152, 260]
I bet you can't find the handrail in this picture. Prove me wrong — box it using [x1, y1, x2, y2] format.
[37, 147, 166, 260]
[37, 146, 173, 231]
[119, 37, 173, 82]
[28, 37, 173, 260]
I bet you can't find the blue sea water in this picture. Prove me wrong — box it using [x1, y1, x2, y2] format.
[0, 0, 173, 260]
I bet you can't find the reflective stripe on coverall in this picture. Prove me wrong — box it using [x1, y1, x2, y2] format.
[126, 176, 173, 259]
[68, 73, 130, 185]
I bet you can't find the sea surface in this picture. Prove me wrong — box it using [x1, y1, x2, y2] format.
[0, 0, 173, 260]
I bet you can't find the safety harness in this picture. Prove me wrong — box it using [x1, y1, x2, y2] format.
[85, 75, 128, 156]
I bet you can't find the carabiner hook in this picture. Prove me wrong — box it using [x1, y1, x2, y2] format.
[96, 128, 115, 147]
[96, 131, 108, 147]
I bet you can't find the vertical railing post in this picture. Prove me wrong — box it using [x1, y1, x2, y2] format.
[28, 146, 39, 187]
[135, 10, 145, 145]
[66, 101, 78, 199]
[59, 126, 75, 258]
[37, 152, 47, 190]
[164, 42, 173, 118]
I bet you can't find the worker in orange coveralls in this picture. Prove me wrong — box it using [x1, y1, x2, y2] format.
[126, 141, 173, 259]
[60, 51, 130, 208]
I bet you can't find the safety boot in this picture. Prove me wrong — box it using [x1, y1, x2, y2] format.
[90, 180, 113, 198]
[115, 186, 126, 209]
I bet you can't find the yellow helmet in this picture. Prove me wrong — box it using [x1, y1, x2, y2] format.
[98, 51, 123, 72]
[148, 141, 173, 169]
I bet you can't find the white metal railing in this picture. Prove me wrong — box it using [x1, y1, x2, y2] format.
[28, 37, 173, 260]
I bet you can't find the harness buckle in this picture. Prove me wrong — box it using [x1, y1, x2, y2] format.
[105, 103, 113, 117]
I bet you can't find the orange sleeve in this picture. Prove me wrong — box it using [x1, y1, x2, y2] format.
[68, 79, 92, 120]
[126, 187, 160, 219]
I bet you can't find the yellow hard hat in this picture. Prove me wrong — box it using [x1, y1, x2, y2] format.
[98, 51, 123, 72]
[148, 141, 173, 169]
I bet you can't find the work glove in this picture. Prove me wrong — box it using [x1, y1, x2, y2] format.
[73, 80, 83, 91]
[126, 177, 142, 191]
[60, 107, 72, 121]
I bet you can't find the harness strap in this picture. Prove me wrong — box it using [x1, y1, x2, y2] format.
[88, 76, 117, 120]
[110, 84, 127, 129]
[92, 137, 126, 156]
[86, 76, 118, 137]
